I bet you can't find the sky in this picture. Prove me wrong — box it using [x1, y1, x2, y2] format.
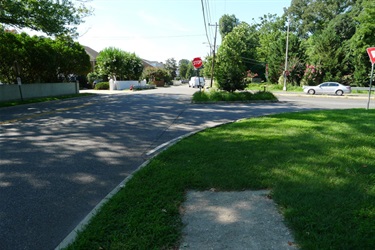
[76, 0, 291, 63]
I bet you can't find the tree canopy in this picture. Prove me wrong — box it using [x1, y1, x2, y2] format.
[216, 22, 256, 92]
[0, 30, 90, 84]
[164, 58, 178, 79]
[219, 14, 239, 40]
[0, 0, 92, 36]
[96, 47, 144, 81]
[211, 0, 375, 87]
[178, 59, 191, 79]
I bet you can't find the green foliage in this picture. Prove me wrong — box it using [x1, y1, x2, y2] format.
[185, 61, 195, 79]
[141, 67, 171, 83]
[255, 14, 284, 65]
[178, 59, 190, 79]
[246, 83, 303, 92]
[192, 90, 277, 102]
[202, 55, 213, 79]
[94, 82, 109, 90]
[349, 0, 375, 85]
[87, 72, 102, 84]
[306, 14, 356, 83]
[219, 14, 239, 39]
[0, 30, 90, 83]
[215, 22, 257, 92]
[287, 0, 354, 36]
[96, 47, 144, 81]
[164, 58, 177, 79]
[0, 0, 92, 36]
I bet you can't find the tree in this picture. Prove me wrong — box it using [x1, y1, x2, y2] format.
[0, 0, 91, 36]
[306, 13, 356, 83]
[219, 14, 239, 40]
[349, 0, 375, 85]
[178, 59, 190, 79]
[0, 29, 22, 83]
[141, 67, 170, 83]
[185, 61, 195, 80]
[164, 58, 177, 79]
[53, 36, 91, 81]
[215, 22, 256, 92]
[255, 14, 284, 75]
[202, 55, 213, 79]
[96, 47, 144, 80]
[0, 30, 90, 84]
[287, 0, 357, 37]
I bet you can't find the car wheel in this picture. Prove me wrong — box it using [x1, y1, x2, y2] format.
[308, 89, 315, 95]
[335, 90, 344, 96]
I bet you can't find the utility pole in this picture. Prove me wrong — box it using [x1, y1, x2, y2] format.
[283, 16, 290, 91]
[209, 22, 218, 88]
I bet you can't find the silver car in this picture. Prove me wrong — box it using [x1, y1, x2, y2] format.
[303, 82, 351, 96]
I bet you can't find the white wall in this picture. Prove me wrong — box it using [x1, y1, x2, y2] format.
[0, 82, 79, 102]
[115, 80, 147, 90]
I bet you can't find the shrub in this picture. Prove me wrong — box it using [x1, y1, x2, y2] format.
[192, 89, 277, 102]
[142, 67, 171, 83]
[94, 82, 109, 90]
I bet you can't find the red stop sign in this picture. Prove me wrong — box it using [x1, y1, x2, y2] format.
[192, 57, 203, 69]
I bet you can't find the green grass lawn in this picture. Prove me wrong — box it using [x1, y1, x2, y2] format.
[65, 109, 375, 250]
[246, 83, 303, 92]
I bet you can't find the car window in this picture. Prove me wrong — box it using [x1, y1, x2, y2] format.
[329, 83, 339, 87]
[320, 83, 329, 87]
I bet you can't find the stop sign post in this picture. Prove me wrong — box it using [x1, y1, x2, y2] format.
[192, 57, 203, 90]
[366, 47, 375, 109]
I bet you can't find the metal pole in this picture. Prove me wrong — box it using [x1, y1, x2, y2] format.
[197, 68, 202, 92]
[210, 22, 218, 88]
[283, 17, 290, 91]
[367, 63, 374, 110]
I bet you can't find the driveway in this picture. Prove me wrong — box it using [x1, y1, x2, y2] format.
[0, 85, 370, 249]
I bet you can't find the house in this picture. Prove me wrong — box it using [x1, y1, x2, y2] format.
[142, 59, 164, 69]
[83, 46, 99, 72]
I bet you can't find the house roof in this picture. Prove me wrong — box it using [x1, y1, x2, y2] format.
[83, 46, 99, 61]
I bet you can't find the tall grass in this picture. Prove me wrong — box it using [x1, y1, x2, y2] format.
[66, 109, 375, 250]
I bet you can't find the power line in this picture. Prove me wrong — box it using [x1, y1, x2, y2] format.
[204, 0, 214, 41]
[201, 0, 212, 48]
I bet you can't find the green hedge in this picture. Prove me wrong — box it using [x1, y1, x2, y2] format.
[94, 82, 109, 90]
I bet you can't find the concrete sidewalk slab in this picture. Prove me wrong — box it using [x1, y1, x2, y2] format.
[180, 190, 298, 250]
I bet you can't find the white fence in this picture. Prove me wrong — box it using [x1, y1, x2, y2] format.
[112, 80, 147, 90]
[0, 82, 79, 102]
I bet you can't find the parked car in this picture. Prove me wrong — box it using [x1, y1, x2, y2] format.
[189, 77, 205, 88]
[303, 82, 351, 96]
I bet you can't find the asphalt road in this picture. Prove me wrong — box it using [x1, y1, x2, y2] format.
[0, 85, 373, 250]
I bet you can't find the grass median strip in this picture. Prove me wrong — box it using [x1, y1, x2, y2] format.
[65, 109, 375, 250]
